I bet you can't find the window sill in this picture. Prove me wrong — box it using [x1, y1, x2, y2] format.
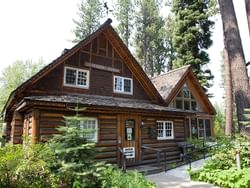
[64, 84, 89, 89]
[157, 137, 174, 140]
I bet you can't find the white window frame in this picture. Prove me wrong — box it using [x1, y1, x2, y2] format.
[113, 75, 133, 95]
[64, 66, 89, 89]
[156, 121, 174, 140]
[79, 117, 98, 142]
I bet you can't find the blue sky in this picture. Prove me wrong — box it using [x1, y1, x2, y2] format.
[0, 0, 249, 105]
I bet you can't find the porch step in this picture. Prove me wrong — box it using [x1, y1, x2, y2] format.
[127, 164, 164, 175]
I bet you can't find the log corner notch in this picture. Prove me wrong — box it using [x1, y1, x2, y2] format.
[32, 109, 40, 143]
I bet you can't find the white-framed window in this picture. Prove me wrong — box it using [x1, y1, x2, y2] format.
[64, 66, 89, 88]
[80, 118, 98, 142]
[114, 76, 133, 94]
[156, 121, 174, 140]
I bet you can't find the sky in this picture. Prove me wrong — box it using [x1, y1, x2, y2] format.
[0, 0, 249, 105]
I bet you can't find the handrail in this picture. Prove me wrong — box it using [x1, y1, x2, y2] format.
[118, 147, 126, 172]
[141, 146, 162, 166]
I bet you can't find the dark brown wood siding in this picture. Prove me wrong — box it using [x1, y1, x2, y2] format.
[37, 110, 118, 164]
[141, 116, 185, 164]
[26, 34, 151, 101]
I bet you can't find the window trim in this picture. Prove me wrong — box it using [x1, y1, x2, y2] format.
[64, 66, 90, 89]
[197, 118, 211, 139]
[79, 117, 98, 142]
[113, 75, 133, 95]
[156, 120, 174, 140]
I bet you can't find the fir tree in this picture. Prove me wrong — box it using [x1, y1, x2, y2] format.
[114, 0, 134, 47]
[134, 0, 166, 77]
[49, 112, 104, 187]
[171, 0, 214, 93]
[72, 0, 103, 43]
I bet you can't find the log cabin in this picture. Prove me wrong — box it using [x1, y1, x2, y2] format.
[1, 19, 215, 168]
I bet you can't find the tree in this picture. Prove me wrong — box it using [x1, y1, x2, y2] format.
[218, 0, 250, 132]
[49, 111, 104, 187]
[164, 14, 176, 71]
[224, 47, 233, 136]
[171, 0, 214, 93]
[114, 0, 134, 47]
[245, 0, 250, 37]
[0, 59, 46, 112]
[134, 0, 166, 77]
[72, 0, 103, 43]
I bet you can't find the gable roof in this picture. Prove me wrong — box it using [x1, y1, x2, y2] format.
[151, 65, 191, 100]
[151, 65, 216, 115]
[2, 19, 164, 120]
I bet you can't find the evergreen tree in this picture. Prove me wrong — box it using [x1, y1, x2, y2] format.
[114, 0, 134, 47]
[134, 0, 167, 77]
[72, 0, 103, 43]
[164, 14, 176, 71]
[49, 112, 104, 187]
[171, 0, 214, 92]
[219, 0, 250, 133]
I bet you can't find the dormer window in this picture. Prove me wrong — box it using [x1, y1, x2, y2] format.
[64, 67, 89, 88]
[114, 76, 133, 95]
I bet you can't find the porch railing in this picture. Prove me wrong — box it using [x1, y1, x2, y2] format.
[118, 147, 127, 172]
[141, 146, 162, 166]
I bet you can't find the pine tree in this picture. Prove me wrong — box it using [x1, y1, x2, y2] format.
[171, 0, 214, 93]
[134, 0, 166, 77]
[72, 0, 103, 43]
[49, 112, 104, 187]
[114, 0, 134, 47]
[219, 0, 250, 133]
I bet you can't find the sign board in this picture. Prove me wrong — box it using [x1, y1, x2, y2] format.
[123, 147, 135, 159]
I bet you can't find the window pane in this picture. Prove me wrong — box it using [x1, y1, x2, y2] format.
[205, 119, 211, 137]
[115, 77, 123, 91]
[191, 101, 197, 111]
[124, 79, 131, 93]
[80, 119, 97, 141]
[77, 71, 87, 86]
[65, 69, 76, 85]
[184, 100, 190, 110]
[183, 87, 190, 98]
[176, 100, 182, 109]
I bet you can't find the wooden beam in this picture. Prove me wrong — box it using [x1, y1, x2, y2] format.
[32, 109, 40, 143]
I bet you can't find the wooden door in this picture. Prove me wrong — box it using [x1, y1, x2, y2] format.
[120, 115, 141, 165]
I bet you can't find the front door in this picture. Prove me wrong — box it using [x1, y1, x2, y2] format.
[120, 115, 140, 165]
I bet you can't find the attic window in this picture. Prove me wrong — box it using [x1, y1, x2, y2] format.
[64, 67, 89, 88]
[114, 76, 133, 95]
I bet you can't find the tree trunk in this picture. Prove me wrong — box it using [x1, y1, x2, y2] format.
[218, 0, 250, 133]
[224, 47, 233, 136]
[245, 0, 250, 36]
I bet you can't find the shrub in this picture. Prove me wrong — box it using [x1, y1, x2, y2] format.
[0, 144, 57, 188]
[189, 135, 250, 188]
[100, 166, 155, 188]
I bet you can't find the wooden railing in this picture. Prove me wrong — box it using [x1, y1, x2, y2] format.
[118, 147, 127, 172]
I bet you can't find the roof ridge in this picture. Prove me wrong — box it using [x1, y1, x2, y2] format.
[151, 65, 191, 80]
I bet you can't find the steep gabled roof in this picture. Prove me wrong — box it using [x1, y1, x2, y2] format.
[152, 65, 215, 115]
[3, 19, 164, 120]
[151, 65, 191, 100]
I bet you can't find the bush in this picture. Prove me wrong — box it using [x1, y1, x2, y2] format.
[0, 144, 57, 188]
[189, 135, 250, 188]
[100, 166, 155, 188]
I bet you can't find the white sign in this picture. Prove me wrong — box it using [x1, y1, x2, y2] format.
[123, 147, 135, 159]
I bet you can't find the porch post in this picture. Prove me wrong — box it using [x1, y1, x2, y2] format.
[32, 109, 40, 143]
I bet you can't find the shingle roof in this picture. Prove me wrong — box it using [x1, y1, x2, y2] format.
[151, 65, 191, 100]
[23, 94, 190, 113]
